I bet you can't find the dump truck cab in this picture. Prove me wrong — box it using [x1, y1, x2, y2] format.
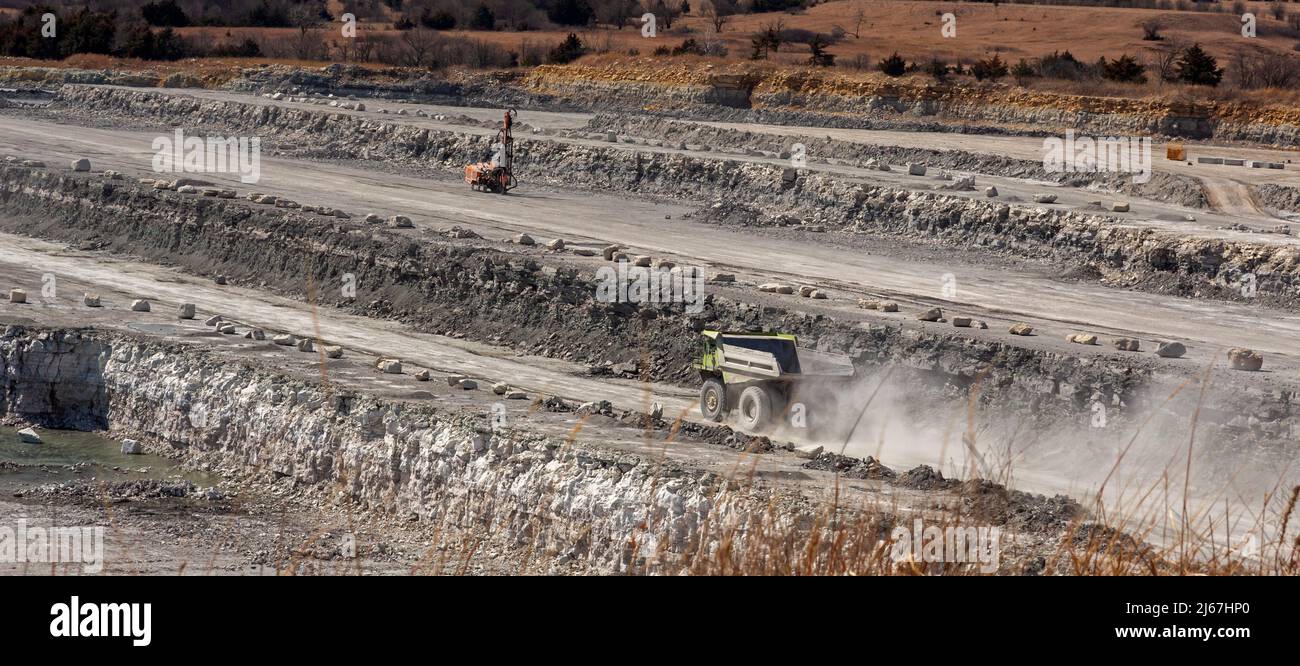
[694, 330, 855, 436]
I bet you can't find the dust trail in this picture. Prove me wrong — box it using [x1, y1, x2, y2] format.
[755, 366, 1297, 548]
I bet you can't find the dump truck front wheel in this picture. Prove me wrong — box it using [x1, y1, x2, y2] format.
[737, 384, 776, 432]
[700, 378, 726, 422]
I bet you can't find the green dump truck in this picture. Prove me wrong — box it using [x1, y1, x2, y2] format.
[693, 330, 856, 436]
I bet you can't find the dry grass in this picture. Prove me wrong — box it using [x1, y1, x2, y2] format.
[165, 1, 1300, 66]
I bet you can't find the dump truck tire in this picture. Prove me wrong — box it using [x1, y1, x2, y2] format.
[700, 378, 726, 422]
[737, 384, 775, 432]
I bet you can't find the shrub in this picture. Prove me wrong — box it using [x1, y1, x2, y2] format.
[807, 33, 834, 67]
[1101, 54, 1147, 83]
[971, 54, 1008, 81]
[122, 25, 189, 60]
[548, 33, 586, 64]
[1038, 50, 1087, 80]
[421, 10, 456, 29]
[210, 37, 262, 58]
[469, 6, 495, 31]
[928, 58, 950, 81]
[878, 52, 906, 76]
[1011, 58, 1035, 82]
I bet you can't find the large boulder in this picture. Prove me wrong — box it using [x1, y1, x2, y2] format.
[1155, 341, 1186, 358]
[1227, 348, 1263, 371]
[1112, 337, 1141, 352]
[915, 307, 943, 322]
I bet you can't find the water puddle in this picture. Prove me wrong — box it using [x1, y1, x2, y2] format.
[0, 426, 219, 487]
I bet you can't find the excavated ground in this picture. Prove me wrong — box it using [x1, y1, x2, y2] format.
[1, 64, 1296, 573]
[0, 322, 1089, 575]
[35, 84, 1300, 308]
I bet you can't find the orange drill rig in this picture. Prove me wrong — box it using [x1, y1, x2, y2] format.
[464, 109, 517, 194]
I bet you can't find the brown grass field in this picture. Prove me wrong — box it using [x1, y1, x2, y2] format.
[164, 1, 1300, 64]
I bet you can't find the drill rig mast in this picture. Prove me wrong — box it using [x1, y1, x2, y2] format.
[464, 109, 517, 194]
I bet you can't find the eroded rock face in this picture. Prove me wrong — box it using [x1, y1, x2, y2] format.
[36, 86, 1300, 306]
[0, 165, 1205, 429]
[0, 329, 110, 429]
[0, 328, 757, 572]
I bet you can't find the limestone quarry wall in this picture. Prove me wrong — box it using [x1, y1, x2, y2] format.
[8, 59, 1300, 146]
[2, 165, 1296, 468]
[522, 61, 1300, 146]
[0, 327, 759, 572]
[46, 86, 1300, 306]
[0, 165, 1148, 416]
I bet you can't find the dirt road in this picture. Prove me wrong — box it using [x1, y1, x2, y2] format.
[1, 113, 1297, 375]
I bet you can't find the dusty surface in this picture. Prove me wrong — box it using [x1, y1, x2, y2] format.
[0, 66, 1295, 574]
[0, 99, 1297, 374]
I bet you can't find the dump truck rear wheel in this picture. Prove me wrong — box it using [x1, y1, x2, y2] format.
[700, 378, 726, 422]
[737, 384, 775, 432]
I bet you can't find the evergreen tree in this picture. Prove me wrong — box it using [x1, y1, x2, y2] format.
[1176, 44, 1223, 86]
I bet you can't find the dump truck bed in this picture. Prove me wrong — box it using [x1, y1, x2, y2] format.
[713, 334, 854, 381]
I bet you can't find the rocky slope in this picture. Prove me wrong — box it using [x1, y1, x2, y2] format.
[2, 164, 1295, 480]
[44, 85, 1300, 307]
[1, 326, 1095, 574]
[8, 58, 1300, 146]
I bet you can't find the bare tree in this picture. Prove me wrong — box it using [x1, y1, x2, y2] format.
[401, 27, 438, 67]
[290, 4, 324, 61]
[1232, 49, 1299, 89]
[850, 6, 866, 39]
[645, 0, 684, 30]
[595, 0, 638, 29]
[1148, 40, 1185, 83]
[353, 26, 379, 63]
[1140, 18, 1163, 41]
[702, 0, 735, 33]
